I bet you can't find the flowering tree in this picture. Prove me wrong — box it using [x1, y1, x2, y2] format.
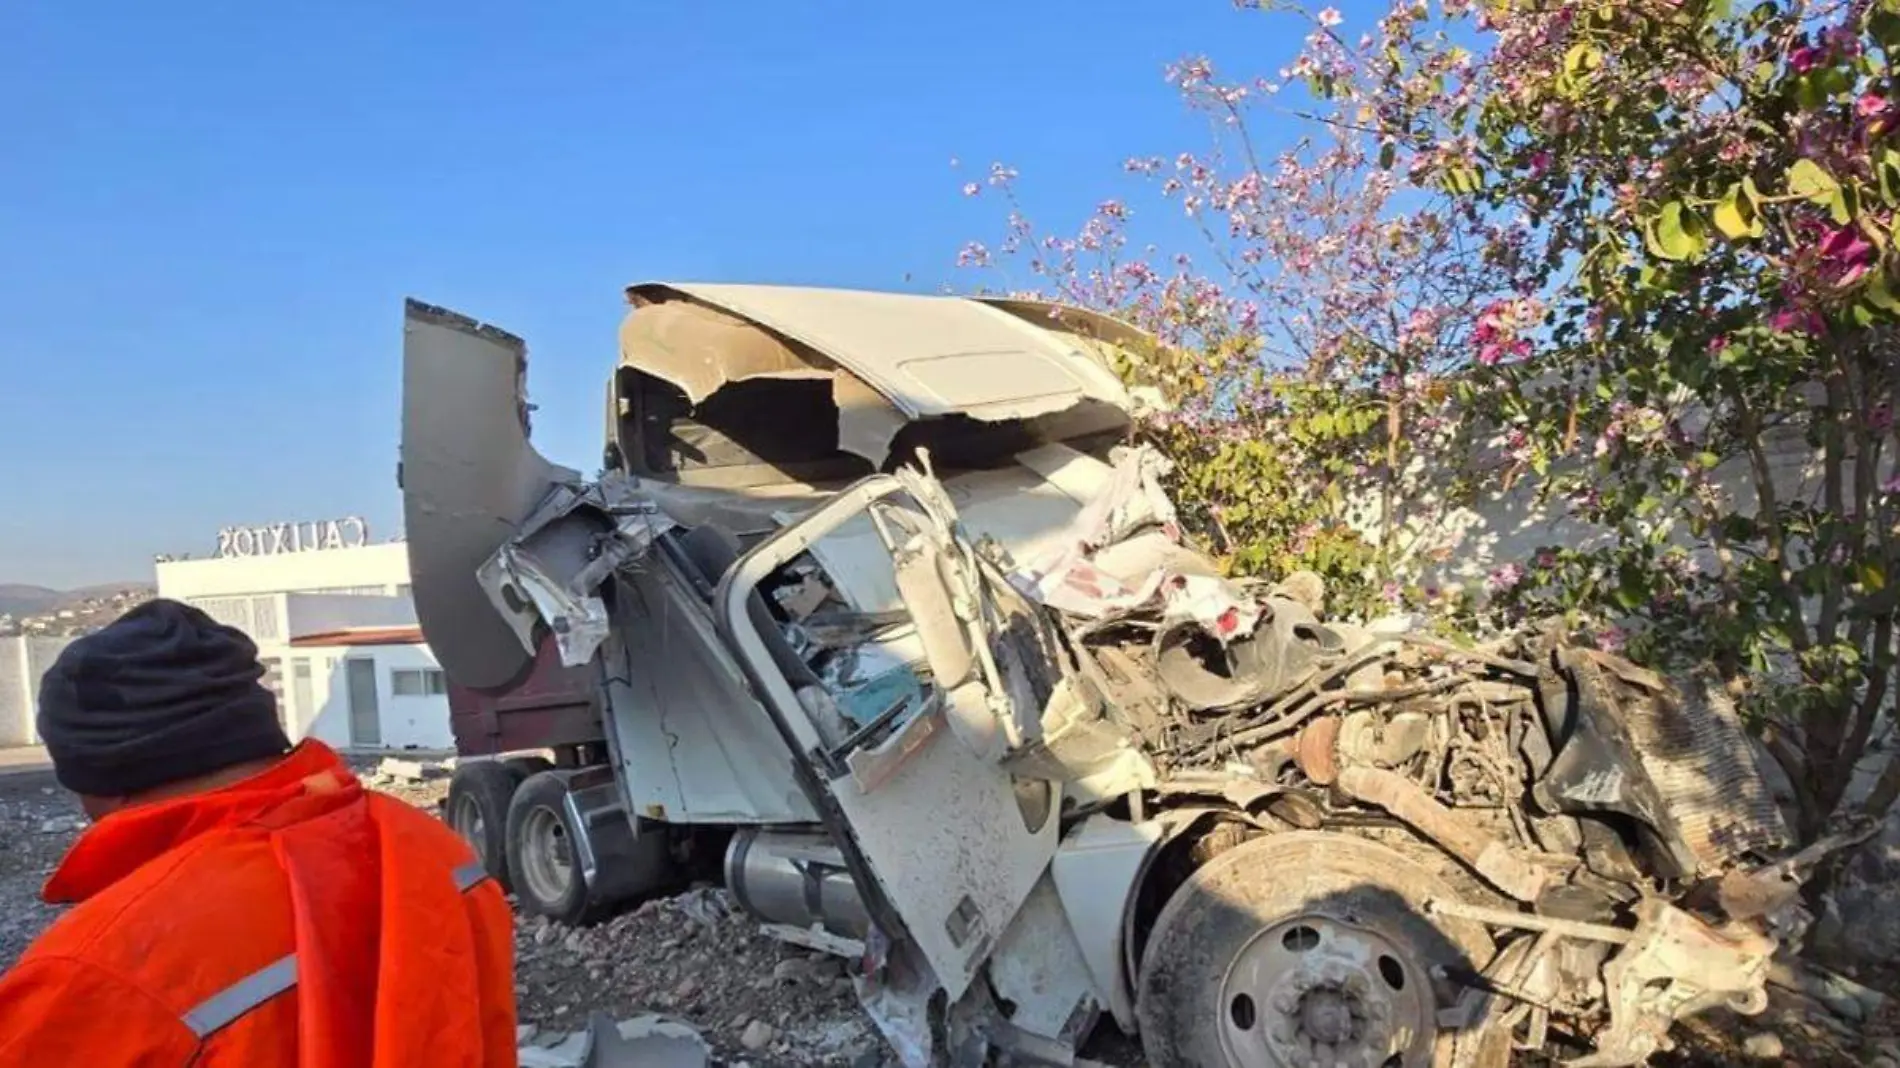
[1365, 0, 1900, 837]
[965, 0, 1900, 839]
[960, 21, 1533, 619]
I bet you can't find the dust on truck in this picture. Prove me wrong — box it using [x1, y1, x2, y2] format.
[401, 284, 1831, 1068]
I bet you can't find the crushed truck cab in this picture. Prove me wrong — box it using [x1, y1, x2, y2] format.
[401, 286, 1830, 1068]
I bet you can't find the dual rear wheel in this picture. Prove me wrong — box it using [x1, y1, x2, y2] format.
[446, 757, 603, 924]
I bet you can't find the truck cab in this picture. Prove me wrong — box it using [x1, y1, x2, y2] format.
[403, 285, 1819, 1068]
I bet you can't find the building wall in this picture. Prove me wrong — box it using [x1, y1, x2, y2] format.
[0, 637, 77, 747]
[0, 639, 27, 747]
[291, 643, 453, 751]
[156, 542, 411, 601]
[1352, 412, 1827, 591]
[283, 593, 416, 637]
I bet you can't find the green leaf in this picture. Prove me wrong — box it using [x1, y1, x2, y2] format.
[1869, 269, 1900, 313]
[1787, 159, 1841, 204]
[1871, 10, 1900, 52]
[1564, 42, 1603, 74]
[1828, 184, 1854, 226]
[1861, 562, 1887, 593]
[1648, 201, 1707, 261]
[1878, 149, 1900, 207]
[1378, 140, 1396, 171]
[1713, 183, 1764, 239]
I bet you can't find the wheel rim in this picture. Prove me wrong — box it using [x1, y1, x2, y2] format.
[1218, 915, 1435, 1068]
[520, 806, 575, 905]
[450, 795, 486, 860]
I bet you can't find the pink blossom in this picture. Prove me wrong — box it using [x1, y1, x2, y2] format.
[1818, 225, 1875, 286]
[961, 182, 981, 197]
[1528, 150, 1551, 176]
[1486, 562, 1526, 593]
[1595, 626, 1628, 653]
[1535, 550, 1558, 569]
[1707, 335, 1729, 353]
[1883, 474, 1900, 496]
[1770, 307, 1824, 335]
[1859, 93, 1890, 119]
[1317, 6, 1343, 27]
[1788, 44, 1822, 73]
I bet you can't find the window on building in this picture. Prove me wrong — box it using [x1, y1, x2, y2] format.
[258, 656, 285, 725]
[291, 658, 314, 734]
[187, 595, 282, 642]
[391, 667, 447, 697]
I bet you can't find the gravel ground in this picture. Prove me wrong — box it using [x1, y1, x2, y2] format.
[3, 758, 1896, 1066]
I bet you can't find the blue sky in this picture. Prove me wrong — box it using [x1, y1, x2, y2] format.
[0, 1, 1352, 588]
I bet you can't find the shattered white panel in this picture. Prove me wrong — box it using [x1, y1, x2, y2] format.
[777, 461, 1107, 615]
[1049, 815, 1166, 1030]
[824, 690, 1062, 1004]
[603, 563, 815, 824]
[629, 283, 1135, 422]
[987, 873, 1100, 1047]
[1008, 445, 1200, 619]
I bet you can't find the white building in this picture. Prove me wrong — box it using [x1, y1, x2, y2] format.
[154, 521, 453, 752]
[0, 636, 74, 747]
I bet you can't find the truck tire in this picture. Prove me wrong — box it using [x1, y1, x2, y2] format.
[1136, 832, 1505, 1068]
[446, 761, 521, 894]
[505, 771, 605, 925]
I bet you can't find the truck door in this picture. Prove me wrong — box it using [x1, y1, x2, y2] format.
[712, 472, 1062, 1002]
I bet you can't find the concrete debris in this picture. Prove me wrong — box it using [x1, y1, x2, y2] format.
[518, 1012, 711, 1068]
[372, 757, 433, 783]
[4, 761, 1889, 1068]
[1741, 1032, 1785, 1060]
[739, 1020, 776, 1051]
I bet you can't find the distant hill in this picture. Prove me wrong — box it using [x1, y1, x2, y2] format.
[0, 583, 155, 618]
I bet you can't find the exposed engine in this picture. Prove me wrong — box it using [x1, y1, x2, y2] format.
[735, 448, 1818, 1066]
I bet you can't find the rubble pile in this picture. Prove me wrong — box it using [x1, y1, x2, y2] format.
[512, 889, 880, 1066]
[1, 762, 1896, 1065]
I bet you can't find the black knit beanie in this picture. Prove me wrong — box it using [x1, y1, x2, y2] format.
[37, 598, 292, 797]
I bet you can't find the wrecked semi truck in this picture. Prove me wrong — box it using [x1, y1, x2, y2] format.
[402, 285, 1819, 1068]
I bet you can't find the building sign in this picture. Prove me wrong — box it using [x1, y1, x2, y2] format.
[217, 517, 370, 559]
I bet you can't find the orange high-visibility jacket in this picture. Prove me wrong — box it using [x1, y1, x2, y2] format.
[0, 741, 518, 1067]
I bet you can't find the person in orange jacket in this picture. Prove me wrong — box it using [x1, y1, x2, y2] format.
[0, 599, 519, 1066]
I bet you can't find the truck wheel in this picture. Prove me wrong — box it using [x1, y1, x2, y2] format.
[505, 771, 603, 925]
[446, 761, 521, 893]
[1135, 832, 1505, 1068]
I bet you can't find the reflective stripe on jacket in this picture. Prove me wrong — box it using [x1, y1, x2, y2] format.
[0, 741, 517, 1067]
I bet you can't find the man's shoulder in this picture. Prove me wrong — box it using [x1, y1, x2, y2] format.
[364, 789, 468, 848]
[29, 831, 293, 976]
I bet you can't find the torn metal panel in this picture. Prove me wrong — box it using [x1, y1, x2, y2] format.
[1049, 816, 1167, 1032]
[401, 298, 580, 690]
[834, 368, 910, 470]
[477, 475, 676, 667]
[626, 282, 1137, 425]
[616, 298, 834, 405]
[985, 874, 1102, 1056]
[1572, 900, 1775, 1067]
[1010, 444, 1214, 620]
